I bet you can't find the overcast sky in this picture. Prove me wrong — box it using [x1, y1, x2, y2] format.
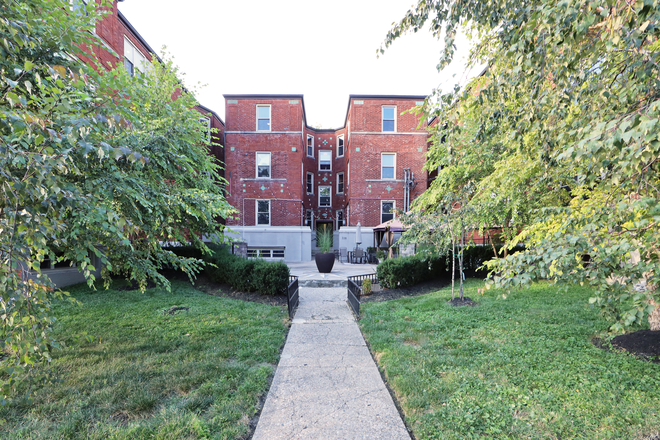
[118, 0, 480, 128]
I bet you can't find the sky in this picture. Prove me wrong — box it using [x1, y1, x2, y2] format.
[118, 0, 481, 128]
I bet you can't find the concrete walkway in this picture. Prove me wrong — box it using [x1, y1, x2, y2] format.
[285, 260, 377, 287]
[252, 286, 411, 440]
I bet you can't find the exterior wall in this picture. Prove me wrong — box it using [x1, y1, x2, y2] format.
[223, 94, 430, 261]
[345, 97, 428, 227]
[226, 227, 312, 262]
[224, 97, 306, 228]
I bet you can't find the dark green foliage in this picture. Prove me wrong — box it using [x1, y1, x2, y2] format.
[165, 245, 290, 296]
[378, 255, 446, 288]
[378, 246, 523, 289]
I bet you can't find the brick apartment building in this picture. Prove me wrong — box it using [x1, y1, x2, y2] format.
[224, 95, 429, 261]
[69, 1, 432, 264]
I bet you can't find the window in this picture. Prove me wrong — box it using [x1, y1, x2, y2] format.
[256, 152, 271, 178]
[200, 116, 211, 143]
[337, 172, 344, 194]
[306, 172, 314, 194]
[124, 37, 149, 77]
[337, 210, 344, 227]
[319, 186, 331, 207]
[381, 153, 395, 179]
[381, 201, 395, 223]
[256, 200, 270, 225]
[71, 0, 88, 14]
[257, 105, 271, 131]
[382, 106, 396, 132]
[337, 135, 344, 157]
[305, 209, 312, 226]
[307, 135, 314, 157]
[319, 150, 331, 171]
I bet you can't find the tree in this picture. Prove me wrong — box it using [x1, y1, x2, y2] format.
[385, 0, 660, 331]
[1, 0, 235, 401]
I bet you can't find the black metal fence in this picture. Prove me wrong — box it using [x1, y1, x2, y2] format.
[286, 276, 299, 320]
[347, 273, 379, 286]
[347, 278, 361, 318]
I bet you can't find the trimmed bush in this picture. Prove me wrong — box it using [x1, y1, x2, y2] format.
[377, 245, 525, 289]
[164, 244, 290, 295]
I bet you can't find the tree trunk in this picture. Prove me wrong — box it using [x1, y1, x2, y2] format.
[451, 235, 456, 300]
[649, 298, 660, 331]
[459, 223, 464, 300]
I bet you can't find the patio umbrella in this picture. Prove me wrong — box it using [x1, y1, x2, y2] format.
[356, 222, 362, 246]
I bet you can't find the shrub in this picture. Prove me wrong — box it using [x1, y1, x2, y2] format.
[164, 244, 290, 295]
[361, 278, 372, 296]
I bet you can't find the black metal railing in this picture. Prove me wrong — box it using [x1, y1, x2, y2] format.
[347, 273, 378, 286]
[347, 278, 361, 318]
[286, 276, 299, 320]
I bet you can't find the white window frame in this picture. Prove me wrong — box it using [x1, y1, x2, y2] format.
[199, 116, 211, 143]
[382, 105, 397, 132]
[307, 134, 314, 157]
[256, 200, 270, 226]
[337, 172, 344, 194]
[337, 134, 344, 157]
[381, 153, 396, 180]
[319, 186, 331, 208]
[319, 150, 332, 171]
[305, 209, 313, 227]
[381, 200, 395, 224]
[123, 37, 149, 77]
[256, 152, 271, 179]
[306, 172, 314, 194]
[337, 209, 344, 227]
[256, 105, 271, 132]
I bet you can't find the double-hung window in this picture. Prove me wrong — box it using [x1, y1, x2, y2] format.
[257, 200, 270, 225]
[381, 153, 395, 179]
[319, 150, 331, 171]
[381, 201, 395, 223]
[337, 135, 344, 157]
[307, 135, 314, 157]
[337, 172, 344, 194]
[306, 172, 314, 194]
[257, 105, 271, 131]
[256, 152, 271, 178]
[124, 37, 149, 77]
[382, 106, 396, 132]
[305, 209, 312, 226]
[319, 186, 331, 207]
[337, 210, 344, 227]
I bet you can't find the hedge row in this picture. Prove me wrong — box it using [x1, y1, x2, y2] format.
[377, 245, 523, 289]
[164, 244, 290, 296]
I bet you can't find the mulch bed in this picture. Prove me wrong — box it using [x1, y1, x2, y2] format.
[361, 278, 453, 302]
[609, 330, 660, 362]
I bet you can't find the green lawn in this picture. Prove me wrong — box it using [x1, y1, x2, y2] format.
[0, 280, 289, 440]
[360, 279, 660, 440]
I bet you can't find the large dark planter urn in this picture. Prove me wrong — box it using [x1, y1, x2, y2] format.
[315, 252, 335, 273]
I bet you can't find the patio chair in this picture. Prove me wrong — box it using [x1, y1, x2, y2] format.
[352, 248, 364, 264]
[339, 247, 348, 263]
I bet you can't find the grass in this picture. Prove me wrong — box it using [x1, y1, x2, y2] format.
[0, 280, 289, 440]
[360, 279, 660, 440]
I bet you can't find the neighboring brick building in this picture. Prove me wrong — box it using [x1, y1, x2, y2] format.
[224, 94, 429, 261]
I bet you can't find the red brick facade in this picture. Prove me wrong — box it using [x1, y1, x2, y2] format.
[224, 95, 429, 230]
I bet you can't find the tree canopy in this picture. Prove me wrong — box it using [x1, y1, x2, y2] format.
[386, 0, 660, 331]
[1, 0, 234, 401]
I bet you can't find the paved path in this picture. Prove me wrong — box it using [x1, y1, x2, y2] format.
[253, 287, 411, 440]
